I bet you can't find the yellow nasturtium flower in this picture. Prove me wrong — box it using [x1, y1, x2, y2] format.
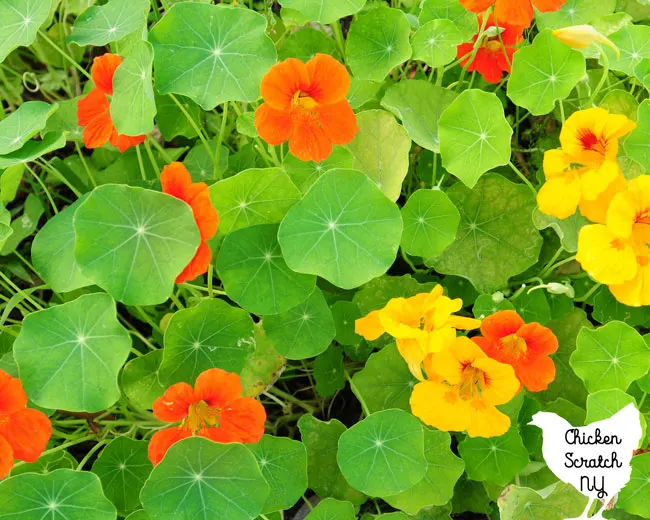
[553, 25, 619, 57]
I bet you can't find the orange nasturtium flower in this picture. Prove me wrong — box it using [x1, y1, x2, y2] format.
[457, 15, 524, 84]
[148, 368, 266, 466]
[537, 108, 636, 221]
[410, 336, 520, 438]
[459, 0, 566, 28]
[254, 53, 359, 163]
[355, 285, 481, 380]
[161, 163, 219, 284]
[471, 310, 558, 392]
[77, 53, 146, 152]
[0, 370, 52, 478]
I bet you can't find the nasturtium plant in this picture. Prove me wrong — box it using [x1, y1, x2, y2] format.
[0, 0, 53, 63]
[68, 0, 150, 47]
[0, 101, 58, 155]
[410, 20, 463, 70]
[278, 0, 366, 24]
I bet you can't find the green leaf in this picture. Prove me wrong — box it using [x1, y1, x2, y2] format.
[0, 469, 116, 519]
[458, 428, 529, 486]
[419, 0, 478, 41]
[384, 429, 464, 515]
[68, 0, 149, 46]
[125, 512, 149, 520]
[603, 24, 650, 76]
[263, 288, 335, 360]
[536, 0, 616, 30]
[0, 0, 54, 63]
[585, 388, 639, 426]
[571, 321, 650, 392]
[508, 30, 586, 116]
[149, 3, 277, 110]
[278, 169, 402, 289]
[154, 94, 200, 141]
[532, 208, 589, 253]
[624, 100, 650, 171]
[306, 498, 356, 520]
[10, 450, 76, 476]
[277, 27, 337, 62]
[43, 98, 83, 142]
[473, 294, 515, 319]
[110, 40, 156, 136]
[346, 110, 411, 201]
[337, 409, 426, 497]
[410, 19, 463, 69]
[217, 223, 316, 315]
[14, 293, 131, 412]
[0, 193, 43, 256]
[282, 146, 354, 194]
[593, 286, 650, 327]
[183, 141, 228, 181]
[73, 184, 201, 305]
[209, 168, 301, 235]
[91, 438, 152, 515]
[512, 290, 552, 325]
[0, 131, 66, 168]
[619, 452, 650, 517]
[346, 6, 412, 82]
[330, 300, 363, 346]
[278, 0, 365, 24]
[120, 349, 164, 410]
[438, 90, 513, 187]
[348, 78, 383, 110]
[353, 274, 437, 315]
[247, 435, 307, 514]
[314, 346, 346, 397]
[381, 81, 457, 153]
[431, 174, 542, 293]
[498, 482, 589, 520]
[159, 298, 255, 386]
[140, 437, 269, 520]
[0, 164, 24, 204]
[0, 101, 58, 155]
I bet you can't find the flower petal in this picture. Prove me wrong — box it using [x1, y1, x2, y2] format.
[579, 174, 627, 225]
[152, 382, 196, 423]
[77, 89, 110, 127]
[317, 100, 359, 146]
[82, 113, 114, 149]
[537, 176, 581, 220]
[260, 58, 310, 111]
[495, 0, 534, 28]
[305, 54, 350, 105]
[533, 0, 567, 12]
[0, 435, 14, 479]
[0, 371, 27, 416]
[218, 397, 266, 443]
[109, 132, 146, 153]
[472, 356, 520, 405]
[479, 310, 525, 342]
[0, 408, 51, 462]
[465, 399, 511, 438]
[148, 427, 191, 466]
[254, 103, 293, 146]
[459, 0, 496, 13]
[610, 260, 650, 307]
[516, 355, 556, 392]
[288, 113, 333, 162]
[517, 322, 559, 357]
[577, 224, 638, 285]
[355, 310, 385, 341]
[410, 380, 471, 433]
[91, 53, 122, 95]
[194, 368, 242, 409]
[175, 241, 212, 284]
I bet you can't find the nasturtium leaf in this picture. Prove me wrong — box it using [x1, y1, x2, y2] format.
[278, 169, 402, 289]
[0, 132, 66, 168]
[532, 208, 588, 253]
[141, 437, 269, 520]
[91, 438, 152, 515]
[381, 81, 457, 153]
[458, 428, 529, 487]
[619, 452, 650, 517]
[512, 290, 551, 325]
[330, 300, 363, 346]
[571, 321, 650, 393]
[536, 0, 616, 30]
[126, 512, 149, 520]
[346, 6, 412, 82]
[73, 184, 200, 306]
[110, 40, 155, 136]
[154, 94, 200, 140]
[68, 0, 149, 46]
[498, 482, 589, 520]
[0, 0, 54, 63]
[263, 288, 335, 360]
[438, 90, 512, 187]
[410, 19, 463, 69]
[31, 195, 92, 293]
[236, 112, 257, 138]
[149, 3, 277, 110]
[431, 174, 542, 293]
[159, 298, 255, 386]
[346, 110, 411, 201]
[419, 0, 478, 41]
[348, 78, 383, 110]
[314, 346, 346, 397]
[11, 450, 77, 476]
[282, 146, 354, 194]
[0, 469, 116, 519]
[0, 193, 43, 256]
[0, 101, 58, 155]
[508, 30, 586, 116]
[14, 293, 131, 412]
[472, 294, 515, 319]
[603, 24, 650, 76]
[337, 409, 426, 497]
[384, 429, 464, 515]
[278, 27, 337, 62]
[306, 498, 356, 520]
[592, 286, 650, 327]
[351, 343, 416, 413]
[248, 435, 307, 514]
[623, 100, 650, 171]
[209, 168, 301, 235]
[43, 97, 84, 142]
[240, 326, 286, 397]
[585, 389, 640, 428]
[120, 349, 165, 410]
[183, 141, 228, 181]
[278, 0, 365, 24]
[297, 415, 366, 506]
[217, 223, 315, 315]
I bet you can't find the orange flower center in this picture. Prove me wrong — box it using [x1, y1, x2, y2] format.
[577, 129, 607, 155]
[457, 364, 488, 400]
[484, 39, 502, 52]
[292, 91, 318, 111]
[184, 400, 220, 432]
[611, 238, 627, 251]
[499, 333, 528, 359]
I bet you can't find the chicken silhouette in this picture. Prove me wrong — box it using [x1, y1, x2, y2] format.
[529, 403, 642, 520]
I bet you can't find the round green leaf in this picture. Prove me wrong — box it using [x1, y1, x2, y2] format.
[278, 0, 365, 24]
[0, 0, 54, 63]
[120, 349, 164, 410]
[410, 19, 463, 69]
[337, 409, 426, 497]
[91, 438, 153, 515]
[141, 437, 269, 520]
[14, 293, 131, 412]
[330, 300, 363, 346]
[278, 169, 403, 289]
[277, 27, 337, 62]
[438, 90, 513, 187]
[0, 101, 58, 155]
[624, 99, 650, 171]
[0, 131, 66, 168]
[431, 174, 543, 293]
[348, 78, 383, 110]
[619, 452, 650, 517]
[306, 498, 356, 520]
[248, 435, 308, 514]
[592, 286, 650, 327]
[508, 30, 586, 116]
[536, 0, 616, 30]
[499, 482, 588, 520]
[282, 146, 354, 194]
[346, 6, 412, 82]
[68, 0, 149, 46]
[125, 512, 149, 520]
[73, 184, 201, 306]
[511, 290, 551, 325]
[217, 223, 316, 315]
[149, 3, 277, 110]
[585, 388, 640, 427]
[159, 298, 255, 385]
[154, 94, 200, 141]
[419, 0, 478, 41]
[472, 294, 515, 319]
[240, 327, 286, 397]
[263, 288, 335, 360]
[313, 346, 346, 397]
[602, 24, 650, 76]
[532, 208, 589, 253]
[570, 321, 650, 392]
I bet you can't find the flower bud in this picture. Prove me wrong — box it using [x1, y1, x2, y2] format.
[553, 25, 619, 58]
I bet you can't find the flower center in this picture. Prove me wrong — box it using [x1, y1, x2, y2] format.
[611, 237, 627, 251]
[292, 91, 318, 111]
[499, 333, 527, 358]
[485, 39, 502, 52]
[185, 400, 220, 432]
[577, 129, 607, 155]
[457, 364, 487, 400]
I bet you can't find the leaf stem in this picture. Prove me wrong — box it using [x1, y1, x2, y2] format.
[37, 30, 91, 80]
[136, 144, 147, 181]
[345, 368, 370, 417]
[214, 101, 229, 178]
[75, 141, 97, 188]
[588, 44, 609, 106]
[267, 386, 316, 414]
[25, 164, 58, 214]
[508, 161, 536, 196]
[169, 93, 216, 168]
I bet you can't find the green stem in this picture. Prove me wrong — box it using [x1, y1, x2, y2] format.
[0, 271, 43, 310]
[25, 165, 58, 214]
[456, 13, 490, 92]
[588, 45, 609, 106]
[143, 138, 160, 177]
[76, 439, 108, 470]
[576, 282, 601, 303]
[169, 93, 216, 167]
[147, 135, 174, 164]
[37, 30, 91, 80]
[75, 141, 97, 188]
[36, 159, 82, 197]
[136, 144, 147, 181]
[345, 369, 370, 417]
[13, 436, 93, 469]
[330, 21, 346, 60]
[508, 161, 536, 195]
[214, 102, 229, 178]
[267, 387, 316, 414]
[540, 246, 564, 278]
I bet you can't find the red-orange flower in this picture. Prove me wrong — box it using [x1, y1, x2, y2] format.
[77, 53, 146, 152]
[0, 370, 52, 478]
[148, 368, 266, 465]
[160, 162, 219, 284]
[471, 310, 558, 392]
[459, 0, 566, 28]
[254, 53, 358, 163]
[457, 15, 524, 84]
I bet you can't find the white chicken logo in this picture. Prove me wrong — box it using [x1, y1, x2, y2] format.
[529, 403, 642, 520]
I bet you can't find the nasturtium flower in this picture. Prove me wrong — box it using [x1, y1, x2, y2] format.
[355, 285, 481, 380]
[160, 162, 219, 284]
[459, 0, 566, 28]
[148, 368, 265, 466]
[254, 53, 358, 163]
[471, 310, 558, 392]
[76, 53, 146, 152]
[553, 25, 619, 57]
[537, 108, 636, 220]
[410, 336, 519, 438]
[0, 370, 52, 478]
[457, 15, 524, 84]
